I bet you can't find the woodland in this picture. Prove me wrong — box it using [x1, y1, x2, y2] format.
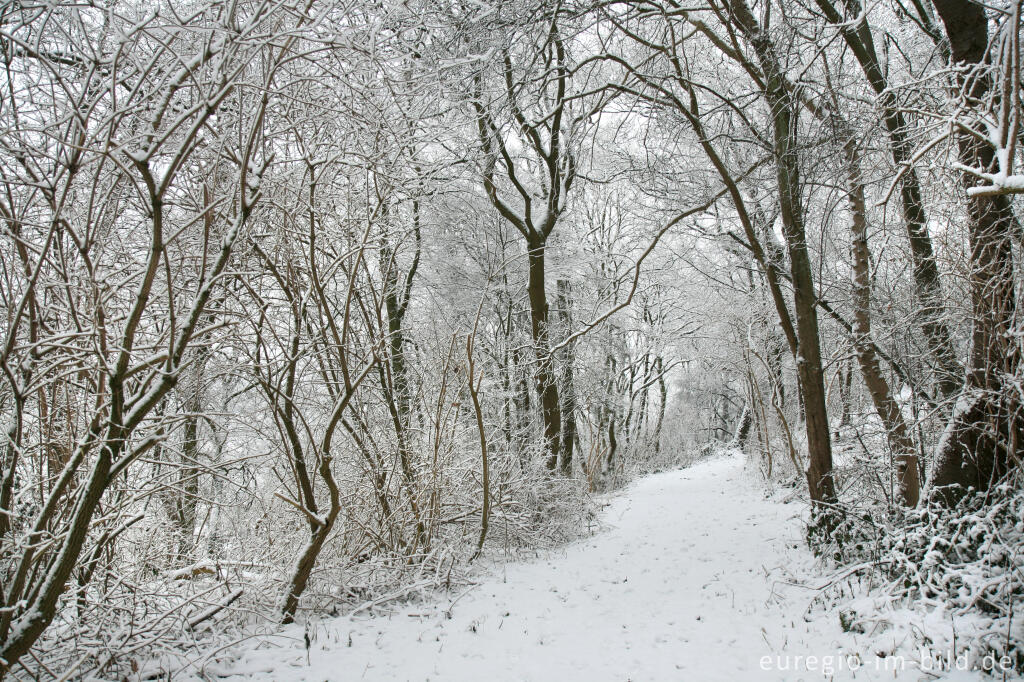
[0, 0, 1023, 677]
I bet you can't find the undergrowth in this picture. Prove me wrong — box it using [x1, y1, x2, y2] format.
[810, 481, 1024, 676]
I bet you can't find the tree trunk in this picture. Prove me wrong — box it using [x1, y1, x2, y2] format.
[606, 418, 618, 470]
[170, 349, 208, 564]
[375, 201, 426, 546]
[723, 2, 837, 508]
[814, 0, 963, 398]
[526, 237, 563, 470]
[501, 341, 515, 451]
[556, 279, 576, 475]
[929, 0, 1022, 496]
[623, 361, 637, 441]
[281, 521, 335, 624]
[732, 402, 753, 450]
[513, 345, 532, 435]
[1, 438, 116, 671]
[838, 359, 853, 429]
[654, 356, 667, 454]
[635, 353, 651, 440]
[758, 221, 789, 409]
[844, 134, 920, 506]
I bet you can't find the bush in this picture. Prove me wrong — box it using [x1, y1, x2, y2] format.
[813, 483, 1024, 675]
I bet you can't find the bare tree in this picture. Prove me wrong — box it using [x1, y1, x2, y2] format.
[812, 0, 962, 399]
[598, 0, 837, 511]
[472, 7, 583, 472]
[0, 0, 286, 669]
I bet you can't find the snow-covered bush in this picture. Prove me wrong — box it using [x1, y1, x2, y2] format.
[815, 483, 1024, 675]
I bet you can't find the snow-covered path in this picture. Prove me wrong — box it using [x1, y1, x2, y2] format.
[216, 456, 947, 681]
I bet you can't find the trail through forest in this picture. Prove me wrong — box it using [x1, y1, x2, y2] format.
[213, 457, 982, 681]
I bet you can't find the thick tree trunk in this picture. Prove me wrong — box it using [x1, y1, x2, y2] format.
[281, 521, 334, 624]
[929, 0, 1022, 496]
[1, 439, 115, 672]
[174, 402, 201, 562]
[0, 405, 21, 543]
[526, 237, 563, 471]
[750, 34, 837, 508]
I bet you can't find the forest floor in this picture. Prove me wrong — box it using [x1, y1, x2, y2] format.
[209, 456, 989, 681]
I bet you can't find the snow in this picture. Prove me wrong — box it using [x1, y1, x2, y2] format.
[207, 456, 995, 681]
[951, 161, 1024, 197]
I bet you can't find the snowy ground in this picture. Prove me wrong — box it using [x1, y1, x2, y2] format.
[207, 456, 991, 681]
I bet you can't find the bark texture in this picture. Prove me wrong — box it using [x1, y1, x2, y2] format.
[723, 0, 838, 508]
[844, 136, 920, 506]
[929, 0, 1022, 496]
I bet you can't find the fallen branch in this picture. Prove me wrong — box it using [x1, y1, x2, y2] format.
[188, 589, 245, 629]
